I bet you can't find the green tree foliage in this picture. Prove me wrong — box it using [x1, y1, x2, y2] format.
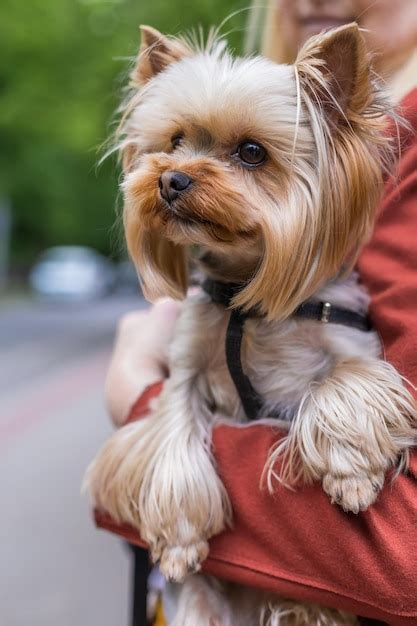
[1, 0, 247, 269]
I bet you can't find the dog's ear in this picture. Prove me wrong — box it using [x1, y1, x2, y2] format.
[125, 220, 188, 301]
[132, 25, 191, 85]
[235, 24, 389, 321]
[296, 23, 371, 122]
[140, 229, 188, 301]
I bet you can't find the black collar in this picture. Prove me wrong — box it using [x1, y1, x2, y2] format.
[202, 278, 372, 420]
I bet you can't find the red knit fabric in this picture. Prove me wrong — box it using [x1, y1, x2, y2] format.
[95, 89, 417, 625]
[125, 380, 164, 423]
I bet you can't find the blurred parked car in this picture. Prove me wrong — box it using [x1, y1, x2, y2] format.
[29, 246, 116, 300]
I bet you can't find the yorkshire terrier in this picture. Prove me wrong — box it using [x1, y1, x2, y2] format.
[87, 23, 416, 625]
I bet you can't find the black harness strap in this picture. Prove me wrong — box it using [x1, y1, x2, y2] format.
[294, 301, 372, 333]
[202, 278, 372, 421]
[226, 309, 265, 420]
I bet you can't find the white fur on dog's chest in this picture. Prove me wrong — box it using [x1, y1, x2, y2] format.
[182, 276, 382, 424]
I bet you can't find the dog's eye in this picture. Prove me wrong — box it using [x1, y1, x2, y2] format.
[236, 141, 266, 166]
[171, 133, 184, 149]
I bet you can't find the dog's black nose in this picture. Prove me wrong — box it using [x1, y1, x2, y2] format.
[159, 171, 192, 204]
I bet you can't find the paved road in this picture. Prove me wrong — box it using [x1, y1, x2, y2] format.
[0, 294, 148, 626]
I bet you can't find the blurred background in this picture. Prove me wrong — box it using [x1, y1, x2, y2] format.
[0, 1, 249, 624]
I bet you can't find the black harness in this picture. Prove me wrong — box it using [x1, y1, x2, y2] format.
[202, 278, 372, 421]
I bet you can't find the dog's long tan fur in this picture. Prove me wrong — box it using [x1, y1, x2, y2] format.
[86, 24, 416, 625]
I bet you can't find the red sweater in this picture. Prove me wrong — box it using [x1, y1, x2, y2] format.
[95, 89, 417, 625]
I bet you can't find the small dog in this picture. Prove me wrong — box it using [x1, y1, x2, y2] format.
[87, 23, 416, 625]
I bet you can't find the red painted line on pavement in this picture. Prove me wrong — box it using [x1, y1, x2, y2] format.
[0, 348, 111, 448]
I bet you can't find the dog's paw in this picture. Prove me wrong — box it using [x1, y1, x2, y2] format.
[159, 541, 209, 582]
[148, 536, 167, 563]
[323, 471, 384, 513]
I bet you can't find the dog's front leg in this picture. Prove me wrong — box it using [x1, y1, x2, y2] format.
[266, 357, 416, 512]
[138, 369, 232, 582]
[87, 364, 231, 582]
[87, 298, 231, 581]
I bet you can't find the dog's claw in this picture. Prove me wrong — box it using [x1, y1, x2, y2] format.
[323, 472, 385, 513]
[149, 537, 166, 563]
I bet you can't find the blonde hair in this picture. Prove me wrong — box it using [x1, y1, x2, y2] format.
[246, 2, 295, 63]
[263, 3, 293, 63]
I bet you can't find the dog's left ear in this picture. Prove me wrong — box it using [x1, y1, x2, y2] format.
[296, 23, 370, 122]
[124, 201, 188, 301]
[132, 25, 191, 85]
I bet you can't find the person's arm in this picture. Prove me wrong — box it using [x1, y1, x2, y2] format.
[104, 299, 180, 426]
[98, 383, 416, 625]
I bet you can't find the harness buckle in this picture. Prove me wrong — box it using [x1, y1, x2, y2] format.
[321, 302, 332, 323]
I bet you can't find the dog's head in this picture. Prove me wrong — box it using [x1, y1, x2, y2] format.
[120, 24, 392, 319]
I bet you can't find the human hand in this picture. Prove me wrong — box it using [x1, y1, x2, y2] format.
[105, 298, 181, 426]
